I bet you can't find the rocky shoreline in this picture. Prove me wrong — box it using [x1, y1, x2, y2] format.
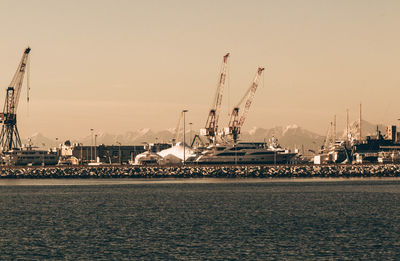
[1, 164, 400, 178]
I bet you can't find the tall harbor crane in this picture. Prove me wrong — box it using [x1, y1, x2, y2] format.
[203, 53, 229, 143]
[0, 47, 31, 152]
[227, 67, 264, 143]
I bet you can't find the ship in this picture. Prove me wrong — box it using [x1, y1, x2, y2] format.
[314, 140, 351, 164]
[193, 138, 297, 165]
[352, 126, 400, 163]
[2, 146, 58, 166]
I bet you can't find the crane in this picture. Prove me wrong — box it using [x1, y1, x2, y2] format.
[322, 121, 334, 153]
[202, 53, 229, 144]
[227, 67, 264, 143]
[0, 47, 31, 152]
[172, 110, 184, 145]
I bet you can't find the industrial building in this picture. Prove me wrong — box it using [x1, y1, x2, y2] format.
[60, 143, 171, 164]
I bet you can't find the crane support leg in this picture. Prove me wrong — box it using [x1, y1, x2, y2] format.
[0, 121, 22, 151]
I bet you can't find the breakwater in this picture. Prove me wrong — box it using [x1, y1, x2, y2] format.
[1, 164, 400, 178]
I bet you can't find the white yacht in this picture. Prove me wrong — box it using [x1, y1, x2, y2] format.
[193, 138, 297, 165]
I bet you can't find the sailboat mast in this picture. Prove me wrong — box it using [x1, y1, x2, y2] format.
[333, 114, 336, 144]
[346, 108, 349, 143]
[359, 103, 362, 141]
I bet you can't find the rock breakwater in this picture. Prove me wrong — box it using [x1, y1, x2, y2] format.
[1, 164, 400, 178]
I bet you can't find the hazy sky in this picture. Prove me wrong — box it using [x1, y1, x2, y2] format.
[0, 0, 399, 140]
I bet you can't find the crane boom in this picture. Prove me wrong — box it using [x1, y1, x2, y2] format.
[4, 47, 31, 115]
[228, 67, 264, 143]
[203, 53, 229, 143]
[0, 47, 31, 151]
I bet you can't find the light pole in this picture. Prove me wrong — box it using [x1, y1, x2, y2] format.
[189, 122, 193, 147]
[155, 137, 159, 152]
[117, 141, 121, 165]
[79, 143, 83, 165]
[182, 110, 188, 165]
[41, 143, 45, 166]
[90, 128, 94, 162]
[94, 134, 98, 163]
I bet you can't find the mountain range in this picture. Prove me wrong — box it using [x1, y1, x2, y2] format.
[22, 120, 392, 155]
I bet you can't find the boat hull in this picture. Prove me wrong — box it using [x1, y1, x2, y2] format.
[3, 149, 58, 166]
[194, 152, 296, 165]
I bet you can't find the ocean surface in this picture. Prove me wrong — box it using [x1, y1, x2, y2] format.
[0, 178, 399, 260]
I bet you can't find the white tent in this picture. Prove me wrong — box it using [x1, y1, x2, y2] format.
[157, 142, 196, 162]
[160, 154, 182, 164]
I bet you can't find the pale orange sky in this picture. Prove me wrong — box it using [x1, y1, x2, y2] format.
[0, 0, 399, 140]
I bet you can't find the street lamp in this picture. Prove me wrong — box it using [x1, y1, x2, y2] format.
[94, 134, 98, 163]
[182, 110, 188, 165]
[116, 141, 121, 165]
[55, 137, 59, 154]
[90, 128, 94, 162]
[79, 143, 83, 165]
[41, 143, 46, 166]
[155, 137, 159, 152]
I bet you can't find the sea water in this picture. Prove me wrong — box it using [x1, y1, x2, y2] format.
[0, 178, 399, 260]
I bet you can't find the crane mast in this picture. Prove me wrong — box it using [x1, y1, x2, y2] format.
[203, 53, 229, 143]
[228, 67, 264, 143]
[0, 47, 31, 152]
[173, 110, 184, 145]
[322, 121, 334, 153]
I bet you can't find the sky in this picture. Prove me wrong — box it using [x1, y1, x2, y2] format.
[0, 0, 399, 140]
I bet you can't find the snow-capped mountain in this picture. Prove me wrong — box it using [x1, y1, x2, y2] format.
[21, 120, 389, 153]
[21, 125, 324, 153]
[240, 125, 324, 152]
[22, 133, 60, 148]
